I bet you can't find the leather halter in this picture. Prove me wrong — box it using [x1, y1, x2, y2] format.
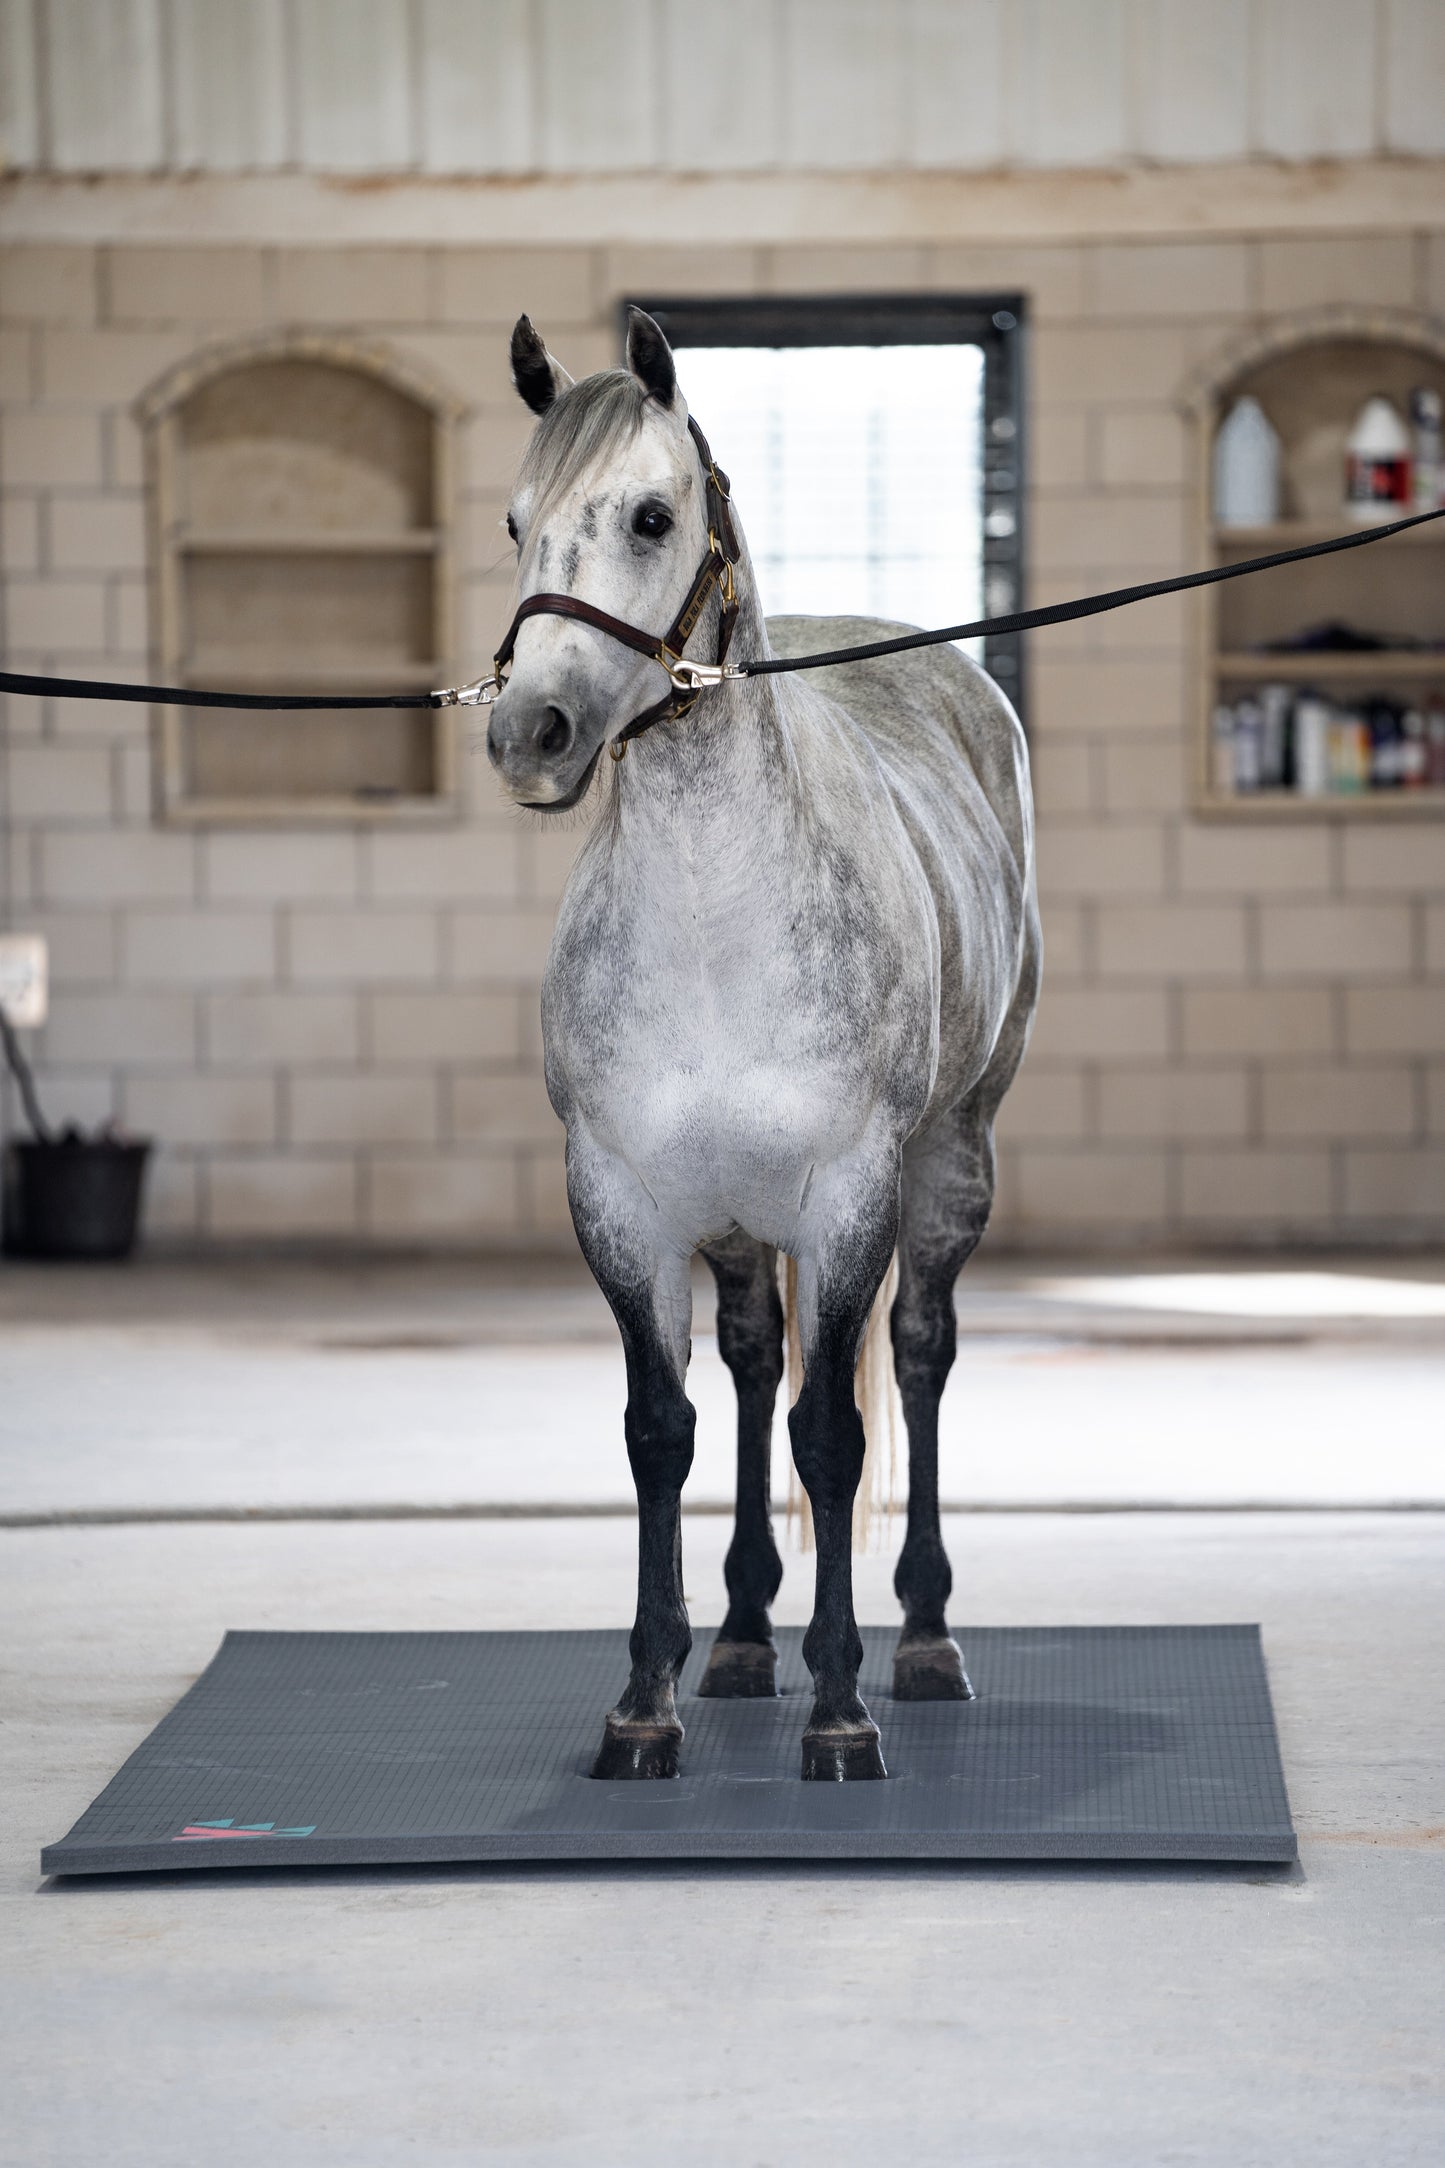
[461, 416, 743, 759]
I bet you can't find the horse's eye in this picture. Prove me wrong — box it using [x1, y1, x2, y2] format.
[632, 504, 673, 540]
[505, 513, 518, 544]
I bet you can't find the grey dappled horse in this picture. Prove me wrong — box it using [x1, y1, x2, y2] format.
[486, 309, 1040, 1782]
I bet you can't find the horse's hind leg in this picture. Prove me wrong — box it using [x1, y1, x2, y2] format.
[698, 1231, 784, 1698]
[890, 1099, 998, 1702]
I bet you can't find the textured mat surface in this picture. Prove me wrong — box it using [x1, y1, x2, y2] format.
[42, 1625, 1296, 1873]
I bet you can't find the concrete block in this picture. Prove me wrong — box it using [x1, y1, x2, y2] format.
[993, 1068, 1088, 1143]
[17, 910, 116, 986]
[272, 250, 431, 325]
[1342, 1148, 1445, 1223]
[0, 411, 103, 488]
[930, 245, 1085, 321]
[1177, 824, 1332, 896]
[41, 992, 196, 1066]
[1013, 1147, 1168, 1230]
[524, 825, 588, 907]
[0, 325, 34, 400]
[6, 577, 107, 651]
[40, 830, 195, 904]
[1092, 589, 1191, 655]
[143, 1149, 200, 1239]
[289, 911, 440, 986]
[1025, 986, 1170, 1061]
[1425, 235, 1445, 316]
[1096, 903, 1248, 980]
[290, 1073, 440, 1147]
[1032, 658, 1185, 736]
[104, 411, 144, 490]
[1342, 826, 1445, 894]
[1032, 324, 1192, 408]
[40, 327, 195, 403]
[763, 248, 929, 295]
[1257, 235, 1415, 314]
[2, 495, 41, 575]
[204, 833, 361, 903]
[603, 247, 760, 302]
[123, 1072, 278, 1147]
[367, 828, 521, 903]
[1095, 409, 1191, 489]
[1035, 820, 1166, 898]
[1429, 907, 1445, 976]
[207, 1155, 359, 1240]
[6, 744, 112, 821]
[1183, 986, 1335, 1058]
[0, 247, 98, 323]
[1035, 900, 1086, 982]
[1427, 1065, 1445, 1136]
[1031, 741, 1095, 817]
[369, 989, 522, 1066]
[206, 991, 360, 1067]
[1032, 409, 1090, 491]
[115, 741, 155, 824]
[450, 1070, 562, 1145]
[110, 575, 148, 657]
[1093, 244, 1250, 320]
[1032, 494, 1186, 576]
[521, 1140, 574, 1240]
[1179, 1147, 1333, 1225]
[124, 911, 276, 986]
[1098, 737, 1186, 814]
[1346, 985, 1445, 1057]
[25, 1067, 116, 1132]
[449, 907, 557, 984]
[1261, 1065, 1417, 1142]
[107, 241, 268, 321]
[365, 1152, 519, 1239]
[1259, 903, 1412, 981]
[46, 496, 147, 573]
[1098, 1067, 1249, 1141]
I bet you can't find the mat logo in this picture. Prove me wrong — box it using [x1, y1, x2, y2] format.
[173, 1820, 317, 1842]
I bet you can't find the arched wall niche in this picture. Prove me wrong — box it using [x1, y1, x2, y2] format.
[138, 331, 466, 824]
[1181, 307, 1445, 818]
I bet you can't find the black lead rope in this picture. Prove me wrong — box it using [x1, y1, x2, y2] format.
[3, 504, 1443, 714]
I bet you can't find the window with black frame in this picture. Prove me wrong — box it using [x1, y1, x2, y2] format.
[626, 295, 1028, 723]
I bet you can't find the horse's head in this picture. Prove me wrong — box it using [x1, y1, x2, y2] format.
[487, 309, 716, 810]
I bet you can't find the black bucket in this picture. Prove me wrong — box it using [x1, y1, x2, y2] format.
[2, 1137, 152, 1260]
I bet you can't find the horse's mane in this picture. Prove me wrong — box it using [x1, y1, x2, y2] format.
[516, 368, 648, 524]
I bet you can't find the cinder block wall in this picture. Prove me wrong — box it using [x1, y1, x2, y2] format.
[3, 228, 1445, 1247]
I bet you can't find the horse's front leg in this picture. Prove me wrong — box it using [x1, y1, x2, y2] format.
[698, 1231, 785, 1698]
[567, 1134, 696, 1780]
[790, 1170, 900, 1781]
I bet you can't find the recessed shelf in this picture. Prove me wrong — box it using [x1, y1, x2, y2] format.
[1214, 520, 1445, 550]
[1215, 651, 1445, 681]
[1197, 788, 1445, 819]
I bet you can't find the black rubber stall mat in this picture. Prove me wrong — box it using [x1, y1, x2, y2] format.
[41, 1625, 1296, 1874]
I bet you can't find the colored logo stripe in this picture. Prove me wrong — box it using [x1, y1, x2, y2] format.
[174, 1821, 316, 1841]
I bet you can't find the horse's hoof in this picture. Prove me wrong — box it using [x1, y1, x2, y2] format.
[697, 1639, 779, 1698]
[589, 1719, 682, 1780]
[801, 1726, 887, 1782]
[892, 1636, 975, 1702]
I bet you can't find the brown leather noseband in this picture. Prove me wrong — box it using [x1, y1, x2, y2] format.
[451, 416, 744, 760]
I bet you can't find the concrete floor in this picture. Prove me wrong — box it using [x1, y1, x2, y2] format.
[2, 1256, 1443, 2164]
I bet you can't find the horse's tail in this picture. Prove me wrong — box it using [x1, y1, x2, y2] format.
[784, 1252, 900, 1555]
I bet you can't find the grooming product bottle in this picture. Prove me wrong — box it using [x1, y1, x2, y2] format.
[1211, 703, 1237, 794]
[1345, 395, 1411, 520]
[1213, 397, 1281, 528]
[1292, 695, 1333, 798]
[1410, 388, 1443, 512]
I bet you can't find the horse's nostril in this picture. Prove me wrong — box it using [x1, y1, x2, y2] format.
[485, 717, 503, 767]
[537, 705, 572, 758]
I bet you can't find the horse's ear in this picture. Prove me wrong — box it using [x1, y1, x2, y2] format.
[510, 315, 573, 416]
[625, 307, 677, 409]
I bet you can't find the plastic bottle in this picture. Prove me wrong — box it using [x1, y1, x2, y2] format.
[1233, 696, 1263, 792]
[1400, 705, 1428, 788]
[1213, 398, 1281, 528]
[1211, 703, 1237, 795]
[1345, 395, 1411, 521]
[1293, 695, 1333, 797]
[1425, 694, 1445, 789]
[1410, 388, 1442, 513]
